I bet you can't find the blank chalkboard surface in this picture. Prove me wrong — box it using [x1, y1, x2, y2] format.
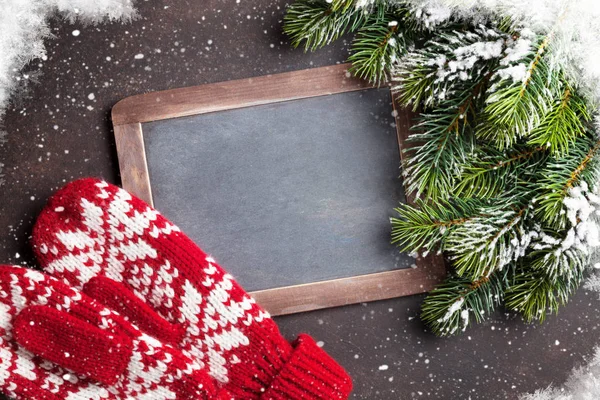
[143, 89, 409, 291]
[112, 64, 446, 315]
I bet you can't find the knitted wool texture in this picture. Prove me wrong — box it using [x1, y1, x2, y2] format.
[0, 265, 232, 400]
[32, 178, 353, 400]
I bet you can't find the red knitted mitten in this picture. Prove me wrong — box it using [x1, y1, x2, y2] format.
[33, 178, 353, 400]
[0, 265, 232, 400]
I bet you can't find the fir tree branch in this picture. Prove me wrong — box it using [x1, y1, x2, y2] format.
[348, 20, 405, 83]
[528, 229, 589, 282]
[520, 36, 550, 96]
[446, 199, 533, 279]
[446, 71, 494, 132]
[535, 136, 600, 229]
[392, 63, 437, 111]
[421, 269, 510, 336]
[392, 26, 504, 111]
[527, 85, 591, 156]
[329, 0, 355, 13]
[285, 4, 600, 335]
[391, 198, 488, 254]
[477, 36, 560, 149]
[403, 98, 476, 200]
[347, 3, 421, 83]
[504, 264, 584, 322]
[454, 145, 548, 198]
[402, 122, 464, 201]
[283, 0, 368, 51]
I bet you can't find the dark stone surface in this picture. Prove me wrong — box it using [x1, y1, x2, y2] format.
[0, 1, 598, 399]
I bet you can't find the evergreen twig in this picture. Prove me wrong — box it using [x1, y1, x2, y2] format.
[391, 198, 488, 254]
[402, 104, 475, 200]
[284, 1, 600, 336]
[535, 135, 600, 229]
[527, 84, 591, 156]
[478, 36, 560, 149]
[454, 145, 548, 198]
[504, 264, 584, 322]
[446, 199, 532, 279]
[421, 269, 511, 336]
[283, 0, 368, 51]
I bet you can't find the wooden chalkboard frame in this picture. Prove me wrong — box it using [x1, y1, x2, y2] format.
[111, 63, 446, 316]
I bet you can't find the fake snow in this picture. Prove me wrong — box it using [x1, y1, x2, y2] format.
[520, 345, 600, 399]
[551, 181, 600, 256]
[0, 0, 136, 136]
[439, 297, 464, 323]
[407, 0, 600, 103]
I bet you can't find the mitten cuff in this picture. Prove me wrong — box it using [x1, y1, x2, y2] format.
[260, 334, 352, 400]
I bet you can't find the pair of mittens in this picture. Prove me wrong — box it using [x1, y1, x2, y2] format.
[33, 178, 353, 399]
[0, 266, 232, 399]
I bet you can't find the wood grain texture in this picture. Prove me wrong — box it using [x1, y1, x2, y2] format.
[113, 123, 154, 206]
[251, 259, 445, 316]
[112, 63, 371, 126]
[112, 65, 446, 316]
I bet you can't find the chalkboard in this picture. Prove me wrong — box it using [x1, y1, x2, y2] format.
[112, 64, 446, 315]
[143, 89, 407, 291]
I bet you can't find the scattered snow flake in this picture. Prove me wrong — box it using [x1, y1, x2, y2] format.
[72, 30, 80, 37]
[134, 53, 144, 59]
[378, 365, 389, 371]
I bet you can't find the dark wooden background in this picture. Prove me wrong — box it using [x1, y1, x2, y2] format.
[1, 1, 599, 398]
